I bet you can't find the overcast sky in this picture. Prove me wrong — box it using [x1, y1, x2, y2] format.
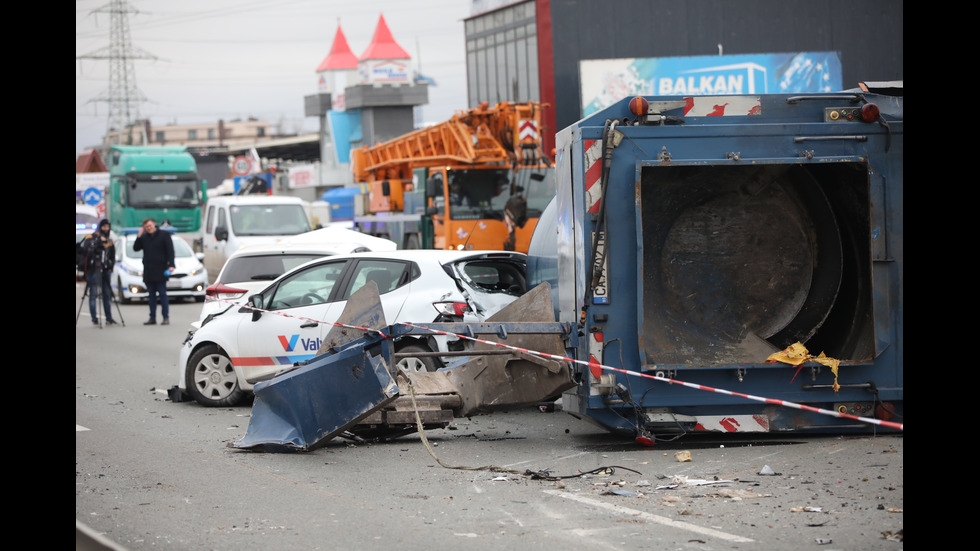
[76, 0, 474, 156]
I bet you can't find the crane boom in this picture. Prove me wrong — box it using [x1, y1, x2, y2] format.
[352, 101, 546, 184]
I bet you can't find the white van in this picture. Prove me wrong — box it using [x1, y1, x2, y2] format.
[201, 195, 313, 280]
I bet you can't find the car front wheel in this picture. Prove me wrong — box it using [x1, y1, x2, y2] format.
[185, 344, 245, 407]
[117, 277, 132, 304]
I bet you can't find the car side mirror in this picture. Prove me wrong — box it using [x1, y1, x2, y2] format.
[237, 304, 262, 321]
[426, 174, 443, 197]
[215, 226, 229, 241]
[241, 293, 264, 321]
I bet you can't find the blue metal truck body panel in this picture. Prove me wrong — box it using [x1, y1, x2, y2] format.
[538, 91, 903, 435]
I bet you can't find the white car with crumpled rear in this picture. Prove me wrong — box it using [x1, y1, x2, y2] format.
[174, 249, 527, 407]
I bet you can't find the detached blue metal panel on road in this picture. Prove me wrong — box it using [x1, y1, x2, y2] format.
[233, 335, 399, 452]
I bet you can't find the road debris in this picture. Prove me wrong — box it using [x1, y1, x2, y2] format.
[882, 530, 903, 542]
[713, 488, 772, 500]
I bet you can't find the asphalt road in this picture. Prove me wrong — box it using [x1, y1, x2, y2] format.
[76, 281, 904, 551]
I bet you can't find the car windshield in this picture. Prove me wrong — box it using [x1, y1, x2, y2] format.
[126, 235, 195, 259]
[446, 167, 555, 221]
[220, 253, 328, 283]
[125, 176, 201, 208]
[229, 204, 312, 236]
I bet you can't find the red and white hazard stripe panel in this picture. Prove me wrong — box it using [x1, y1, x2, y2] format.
[682, 95, 761, 117]
[519, 119, 539, 141]
[583, 139, 603, 213]
[693, 414, 771, 432]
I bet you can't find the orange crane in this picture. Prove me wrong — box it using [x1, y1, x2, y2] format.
[350, 101, 553, 252]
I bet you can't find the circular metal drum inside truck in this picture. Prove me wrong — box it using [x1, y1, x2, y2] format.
[639, 164, 847, 366]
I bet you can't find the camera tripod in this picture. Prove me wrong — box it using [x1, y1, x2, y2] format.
[75, 267, 126, 328]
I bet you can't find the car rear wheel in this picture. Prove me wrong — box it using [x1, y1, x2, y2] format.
[185, 344, 245, 407]
[395, 343, 439, 373]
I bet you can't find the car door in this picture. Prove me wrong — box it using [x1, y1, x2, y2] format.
[203, 205, 225, 276]
[331, 259, 414, 328]
[235, 259, 348, 384]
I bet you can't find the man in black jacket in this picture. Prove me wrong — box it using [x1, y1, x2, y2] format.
[80, 219, 118, 325]
[134, 218, 176, 325]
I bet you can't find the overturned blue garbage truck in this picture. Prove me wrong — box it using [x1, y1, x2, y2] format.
[530, 83, 903, 438]
[233, 84, 903, 450]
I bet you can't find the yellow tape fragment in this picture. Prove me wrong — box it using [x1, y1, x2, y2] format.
[767, 342, 841, 391]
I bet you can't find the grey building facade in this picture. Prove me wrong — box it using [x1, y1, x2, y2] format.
[466, 0, 903, 155]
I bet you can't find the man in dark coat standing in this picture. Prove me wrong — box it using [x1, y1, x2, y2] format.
[134, 218, 176, 325]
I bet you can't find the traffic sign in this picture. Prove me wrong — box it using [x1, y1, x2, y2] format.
[232, 156, 252, 176]
[83, 187, 103, 206]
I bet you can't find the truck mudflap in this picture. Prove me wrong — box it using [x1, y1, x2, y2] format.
[233, 283, 574, 452]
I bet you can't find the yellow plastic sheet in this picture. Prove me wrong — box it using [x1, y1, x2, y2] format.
[767, 342, 840, 391]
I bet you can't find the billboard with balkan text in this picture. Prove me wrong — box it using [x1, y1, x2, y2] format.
[580, 52, 842, 116]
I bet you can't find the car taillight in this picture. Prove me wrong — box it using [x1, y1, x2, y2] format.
[205, 282, 248, 299]
[433, 301, 471, 316]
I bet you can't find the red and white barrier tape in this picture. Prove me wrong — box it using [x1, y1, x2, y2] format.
[205, 297, 903, 431]
[400, 322, 904, 432]
[205, 297, 389, 337]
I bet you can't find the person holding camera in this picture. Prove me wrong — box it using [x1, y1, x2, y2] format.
[134, 218, 176, 325]
[80, 218, 118, 325]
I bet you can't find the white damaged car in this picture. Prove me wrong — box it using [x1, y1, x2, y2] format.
[173, 250, 527, 406]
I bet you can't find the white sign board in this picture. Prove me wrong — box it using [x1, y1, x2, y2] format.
[76, 172, 109, 193]
[288, 164, 318, 189]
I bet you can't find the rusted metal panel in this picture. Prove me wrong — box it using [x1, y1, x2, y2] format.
[317, 282, 388, 356]
[443, 283, 575, 416]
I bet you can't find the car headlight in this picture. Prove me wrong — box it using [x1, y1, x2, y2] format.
[123, 265, 142, 277]
[189, 266, 204, 277]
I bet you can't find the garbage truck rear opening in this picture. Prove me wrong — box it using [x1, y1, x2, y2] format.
[529, 86, 903, 436]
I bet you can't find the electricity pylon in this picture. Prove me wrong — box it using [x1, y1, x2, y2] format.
[78, 0, 157, 147]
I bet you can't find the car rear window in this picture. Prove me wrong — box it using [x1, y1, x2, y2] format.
[220, 253, 327, 283]
[455, 260, 526, 295]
